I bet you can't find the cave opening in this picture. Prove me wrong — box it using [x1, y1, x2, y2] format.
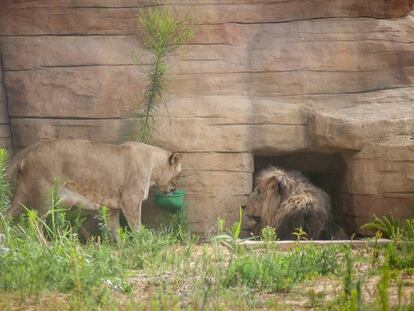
[254, 152, 348, 234]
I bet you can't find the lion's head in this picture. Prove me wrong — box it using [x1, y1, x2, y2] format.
[243, 168, 292, 235]
[242, 166, 333, 239]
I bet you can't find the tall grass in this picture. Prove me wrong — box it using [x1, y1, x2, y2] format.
[0, 148, 194, 307]
[0, 180, 129, 301]
[224, 244, 344, 292]
[363, 215, 414, 271]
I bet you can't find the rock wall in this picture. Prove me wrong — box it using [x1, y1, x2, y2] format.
[0, 0, 413, 235]
[0, 57, 12, 153]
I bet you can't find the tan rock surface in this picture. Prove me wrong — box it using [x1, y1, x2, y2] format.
[0, 60, 12, 151]
[1, 1, 412, 35]
[1, 1, 413, 235]
[183, 153, 253, 173]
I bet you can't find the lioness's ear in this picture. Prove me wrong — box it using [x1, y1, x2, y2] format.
[169, 153, 183, 165]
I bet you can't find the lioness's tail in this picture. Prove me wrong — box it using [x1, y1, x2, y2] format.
[6, 142, 41, 183]
[4, 143, 42, 218]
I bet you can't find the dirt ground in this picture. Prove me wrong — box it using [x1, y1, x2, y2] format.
[1, 245, 413, 311]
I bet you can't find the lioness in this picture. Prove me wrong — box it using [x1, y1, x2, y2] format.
[6, 139, 183, 240]
[243, 166, 342, 240]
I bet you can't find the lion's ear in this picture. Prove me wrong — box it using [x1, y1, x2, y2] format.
[265, 176, 278, 190]
[169, 153, 183, 165]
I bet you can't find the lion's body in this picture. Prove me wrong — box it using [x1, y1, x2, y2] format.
[6, 139, 182, 240]
[244, 166, 333, 240]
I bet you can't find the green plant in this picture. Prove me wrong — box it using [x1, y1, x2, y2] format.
[97, 206, 111, 243]
[217, 217, 225, 235]
[292, 226, 309, 241]
[261, 226, 277, 242]
[210, 208, 244, 251]
[229, 208, 243, 241]
[0, 149, 10, 212]
[376, 267, 390, 311]
[261, 226, 277, 250]
[343, 249, 354, 299]
[135, 5, 197, 143]
[362, 216, 414, 271]
[361, 215, 401, 239]
[44, 180, 73, 241]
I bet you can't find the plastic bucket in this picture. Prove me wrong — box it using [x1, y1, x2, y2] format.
[154, 189, 185, 211]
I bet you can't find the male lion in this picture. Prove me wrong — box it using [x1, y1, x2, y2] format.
[6, 139, 183, 240]
[243, 166, 341, 240]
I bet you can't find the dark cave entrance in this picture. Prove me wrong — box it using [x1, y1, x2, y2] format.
[254, 152, 348, 231]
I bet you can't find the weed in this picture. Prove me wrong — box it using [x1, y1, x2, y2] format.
[261, 226, 278, 242]
[376, 267, 390, 311]
[292, 226, 309, 241]
[343, 249, 354, 299]
[0, 149, 10, 212]
[97, 206, 111, 243]
[210, 208, 244, 252]
[362, 215, 414, 241]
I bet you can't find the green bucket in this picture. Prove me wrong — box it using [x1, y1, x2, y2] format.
[154, 189, 185, 211]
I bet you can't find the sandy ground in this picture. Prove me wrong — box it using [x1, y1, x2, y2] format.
[1, 245, 413, 310]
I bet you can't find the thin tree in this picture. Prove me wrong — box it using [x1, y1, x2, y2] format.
[135, 5, 197, 143]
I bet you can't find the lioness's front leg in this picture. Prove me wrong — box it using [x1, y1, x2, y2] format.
[108, 208, 121, 242]
[120, 195, 142, 231]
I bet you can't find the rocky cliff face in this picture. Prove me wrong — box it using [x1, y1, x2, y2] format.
[0, 58, 12, 153]
[1, 0, 413, 235]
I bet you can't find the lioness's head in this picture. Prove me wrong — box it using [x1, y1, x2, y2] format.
[156, 153, 183, 193]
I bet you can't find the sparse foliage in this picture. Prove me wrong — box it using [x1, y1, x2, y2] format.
[135, 5, 197, 143]
[361, 215, 402, 239]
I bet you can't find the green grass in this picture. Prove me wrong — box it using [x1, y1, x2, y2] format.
[1, 214, 414, 310]
[224, 244, 343, 292]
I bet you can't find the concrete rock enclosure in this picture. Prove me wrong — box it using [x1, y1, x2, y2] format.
[0, 59, 11, 152]
[0, 0, 414, 235]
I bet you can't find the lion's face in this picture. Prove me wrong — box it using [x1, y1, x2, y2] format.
[243, 175, 283, 233]
[243, 187, 266, 228]
[156, 153, 183, 194]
